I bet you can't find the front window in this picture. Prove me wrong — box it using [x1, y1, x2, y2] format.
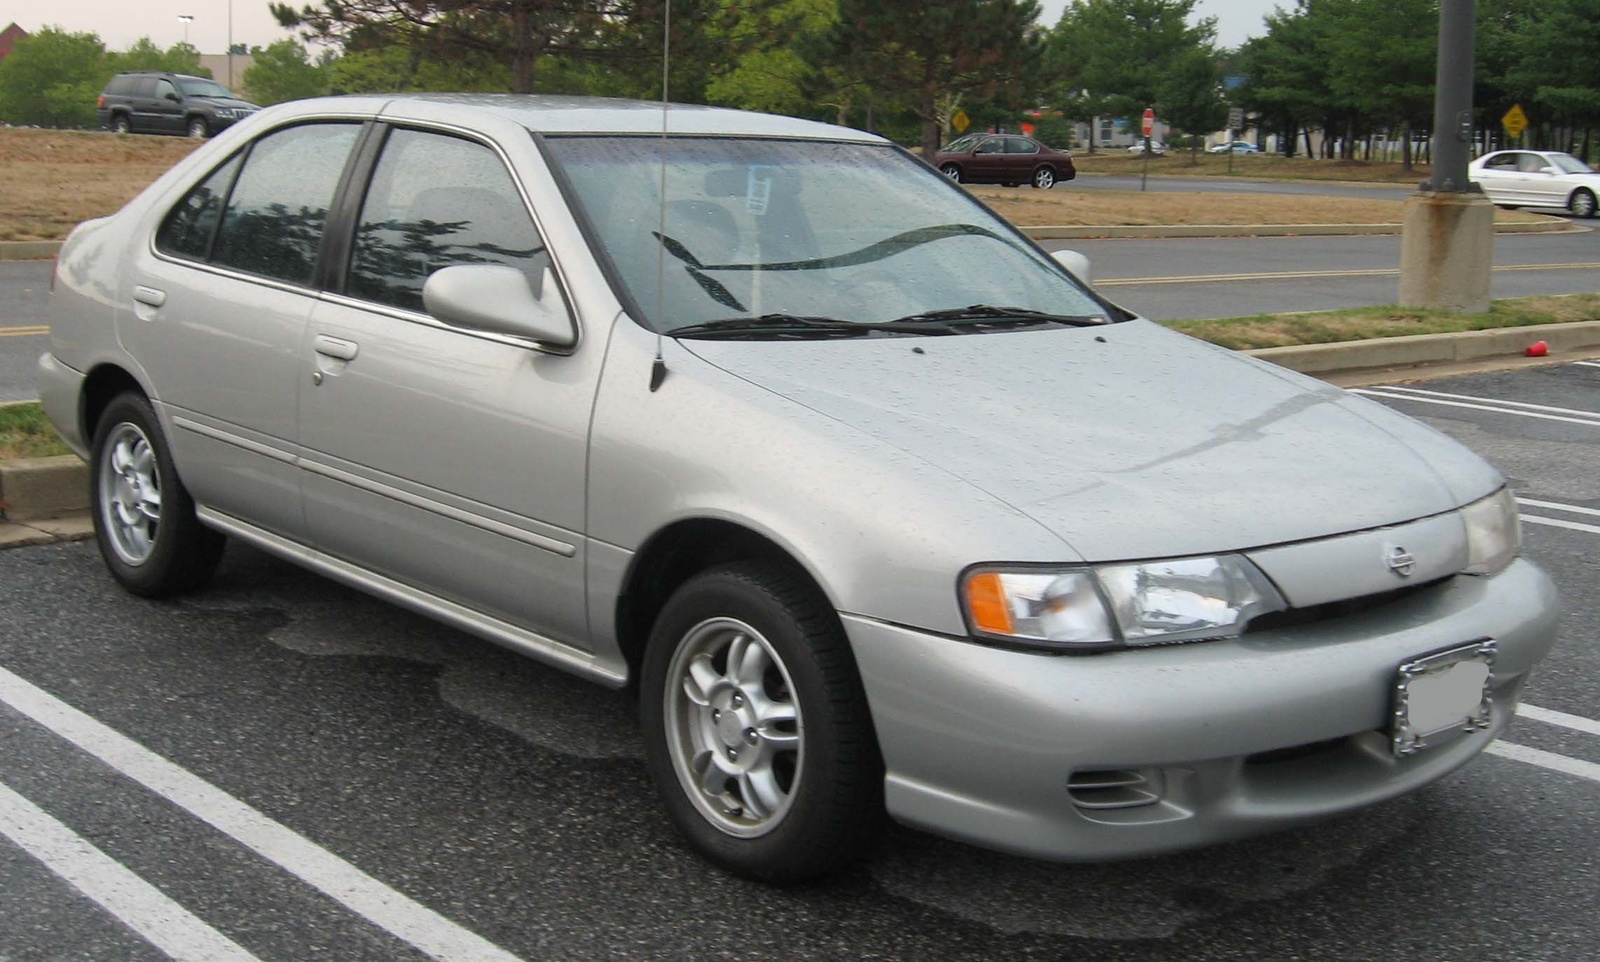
[177, 78, 234, 98]
[1547, 153, 1595, 175]
[541, 136, 1107, 336]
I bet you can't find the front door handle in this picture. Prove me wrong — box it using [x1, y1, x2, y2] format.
[312, 335, 360, 361]
[133, 286, 166, 307]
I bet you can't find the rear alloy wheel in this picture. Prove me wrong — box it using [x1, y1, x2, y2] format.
[940, 164, 962, 183]
[1570, 188, 1597, 219]
[186, 117, 209, 139]
[641, 562, 882, 884]
[111, 114, 132, 135]
[1032, 166, 1057, 189]
[91, 393, 225, 597]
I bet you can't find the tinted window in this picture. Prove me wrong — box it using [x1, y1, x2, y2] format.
[132, 78, 156, 98]
[210, 123, 360, 286]
[106, 76, 136, 96]
[975, 137, 1004, 154]
[1517, 153, 1550, 173]
[1005, 137, 1039, 154]
[346, 128, 546, 314]
[154, 79, 177, 100]
[156, 153, 243, 260]
[1483, 154, 1518, 170]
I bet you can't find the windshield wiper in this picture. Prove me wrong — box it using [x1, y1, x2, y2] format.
[669, 313, 960, 339]
[888, 305, 1110, 328]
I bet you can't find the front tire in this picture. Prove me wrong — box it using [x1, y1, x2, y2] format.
[90, 393, 224, 597]
[940, 163, 962, 183]
[1032, 166, 1057, 189]
[186, 117, 209, 139]
[1570, 188, 1597, 219]
[641, 562, 882, 884]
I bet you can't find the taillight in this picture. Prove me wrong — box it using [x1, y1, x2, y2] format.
[97, 95, 106, 109]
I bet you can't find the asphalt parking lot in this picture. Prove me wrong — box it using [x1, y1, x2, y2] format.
[0, 360, 1596, 961]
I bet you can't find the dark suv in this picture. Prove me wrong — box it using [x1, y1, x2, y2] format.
[97, 72, 259, 138]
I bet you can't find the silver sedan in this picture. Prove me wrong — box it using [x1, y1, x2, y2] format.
[39, 95, 1559, 884]
[1468, 149, 1600, 217]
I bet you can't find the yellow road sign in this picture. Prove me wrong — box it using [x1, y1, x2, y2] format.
[1502, 104, 1528, 139]
[951, 110, 970, 134]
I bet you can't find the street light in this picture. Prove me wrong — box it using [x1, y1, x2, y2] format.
[177, 14, 194, 44]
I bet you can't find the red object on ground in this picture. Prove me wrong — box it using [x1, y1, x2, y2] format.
[1525, 341, 1549, 357]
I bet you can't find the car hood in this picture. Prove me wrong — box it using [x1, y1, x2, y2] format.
[682, 320, 1501, 561]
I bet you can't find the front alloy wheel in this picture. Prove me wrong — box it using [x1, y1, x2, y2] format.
[1571, 189, 1597, 219]
[664, 617, 802, 837]
[940, 164, 962, 183]
[641, 562, 882, 884]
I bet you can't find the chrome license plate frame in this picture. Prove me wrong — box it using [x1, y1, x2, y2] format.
[1390, 639, 1496, 758]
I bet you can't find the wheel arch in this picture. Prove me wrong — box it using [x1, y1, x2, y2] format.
[80, 363, 149, 447]
[614, 517, 834, 690]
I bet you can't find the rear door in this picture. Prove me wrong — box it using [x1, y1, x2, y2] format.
[296, 122, 596, 649]
[121, 121, 365, 537]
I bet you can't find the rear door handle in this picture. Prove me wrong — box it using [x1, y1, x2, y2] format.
[133, 286, 166, 307]
[312, 335, 360, 361]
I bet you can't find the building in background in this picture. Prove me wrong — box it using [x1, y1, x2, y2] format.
[0, 23, 28, 66]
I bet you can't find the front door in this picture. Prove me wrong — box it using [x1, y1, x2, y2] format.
[297, 126, 595, 648]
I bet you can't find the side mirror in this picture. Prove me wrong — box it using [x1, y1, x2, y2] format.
[165, 92, 181, 102]
[1051, 249, 1092, 286]
[1538, 166, 1557, 175]
[422, 264, 576, 348]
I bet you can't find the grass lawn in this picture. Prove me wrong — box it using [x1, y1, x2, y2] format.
[1072, 149, 1435, 185]
[0, 402, 72, 459]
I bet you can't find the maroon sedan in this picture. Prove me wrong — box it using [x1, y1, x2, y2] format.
[933, 133, 1076, 188]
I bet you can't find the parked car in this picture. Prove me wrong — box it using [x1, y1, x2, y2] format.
[40, 95, 1558, 885]
[1208, 140, 1259, 154]
[97, 71, 260, 138]
[933, 132, 1075, 188]
[1468, 150, 1599, 218]
[1127, 140, 1165, 155]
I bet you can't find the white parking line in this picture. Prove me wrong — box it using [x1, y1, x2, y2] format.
[1517, 498, 1600, 518]
[0, 779, 263, 961]
[0, 666, 525, 962]
[1487, 742, 1600, 785]
[1574, 361, 1600, 369]
[1354, 389, 1600, 426]
[1519, 704, 1600, 738]
[1370, 385, 1600, 421]
[1522, 515, 1600, 535]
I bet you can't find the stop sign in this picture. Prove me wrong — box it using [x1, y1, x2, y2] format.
[1141, 108, 1155, 138]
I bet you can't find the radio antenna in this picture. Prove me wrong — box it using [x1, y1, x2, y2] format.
[649, 0, 671, 392]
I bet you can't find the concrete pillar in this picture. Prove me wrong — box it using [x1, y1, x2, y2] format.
[1398, 191, 1494, 312]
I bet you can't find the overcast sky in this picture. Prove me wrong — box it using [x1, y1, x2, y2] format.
[14, 0, 1280, 57]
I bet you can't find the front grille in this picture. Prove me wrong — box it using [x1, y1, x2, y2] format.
[1244, 577, 1447, 635]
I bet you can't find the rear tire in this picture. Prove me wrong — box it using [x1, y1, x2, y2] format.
[1570, 188, 1597, 219]
[640, 562, 883, 884]
[90, 393, 225, 597]
[1032, 166, 1057, 189]
[110, 114, 132, 135]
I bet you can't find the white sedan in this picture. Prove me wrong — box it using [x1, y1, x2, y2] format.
[1467, 149, 1599, 218]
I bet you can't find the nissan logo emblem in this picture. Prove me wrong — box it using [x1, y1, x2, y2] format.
[1385, 545, 1417, 578]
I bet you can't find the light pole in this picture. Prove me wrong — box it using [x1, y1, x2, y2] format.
[177, 14, 194, 45]
[227, 0, 234, 88]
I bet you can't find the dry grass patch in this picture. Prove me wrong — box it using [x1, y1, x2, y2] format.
[0, 130, 201, 241]
[1165, 293, 1600, 350]
[969, 185, 1549, 228]
[1073, 150, 1433, 185]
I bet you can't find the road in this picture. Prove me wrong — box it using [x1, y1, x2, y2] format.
[0, 361, 1597, 960]
[1067, 171, 1415, 200]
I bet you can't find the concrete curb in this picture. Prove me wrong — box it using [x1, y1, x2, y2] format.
[0, 454, 89, 522]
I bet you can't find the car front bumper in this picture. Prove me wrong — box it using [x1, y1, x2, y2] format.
[845, 557, 1559, 862]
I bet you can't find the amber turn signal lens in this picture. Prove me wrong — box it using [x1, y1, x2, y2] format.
[964, 572, 1014, 636]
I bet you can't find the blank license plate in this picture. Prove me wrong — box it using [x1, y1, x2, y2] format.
[1391, 641, 1495, 757]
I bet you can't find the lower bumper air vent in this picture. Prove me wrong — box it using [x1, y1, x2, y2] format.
[1067, 768, 1162, 810]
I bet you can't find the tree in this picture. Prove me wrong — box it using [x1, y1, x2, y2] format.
[242, 39, 331, 104]
[826, 0, 1043, 157]
[0, 28, 108, 127]
[703, 0, 838, 117]
[272, 0, 627, 94]
[1047, 0, 1223, 148]
[107, 37, 206, 75]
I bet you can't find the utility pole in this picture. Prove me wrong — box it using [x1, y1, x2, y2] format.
[1398, 0, 1492, 312]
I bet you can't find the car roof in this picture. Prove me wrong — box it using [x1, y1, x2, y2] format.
[267, 94, 888, 142]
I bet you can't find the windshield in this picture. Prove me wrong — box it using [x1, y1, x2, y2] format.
[541, 136, 1108, 335]
[1548, 153, 1596, 175]
[177, 78, 235, 98]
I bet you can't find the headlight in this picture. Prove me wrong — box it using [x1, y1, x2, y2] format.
[1461, 487, 1520, 576]
[962, 555, 1287, 651]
